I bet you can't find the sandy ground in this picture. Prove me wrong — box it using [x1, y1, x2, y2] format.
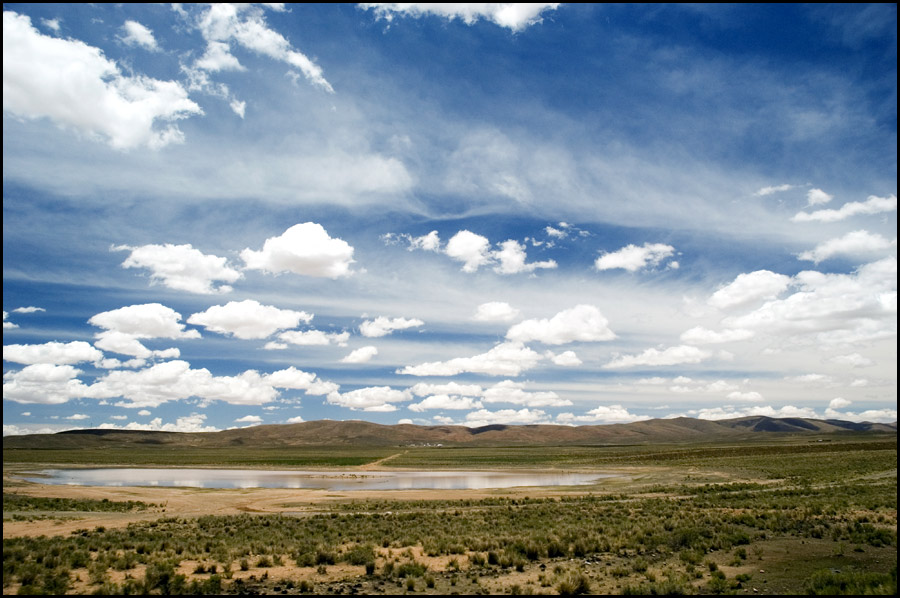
[2, 464, 663, 539]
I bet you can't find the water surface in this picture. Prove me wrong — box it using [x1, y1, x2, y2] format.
[21, 468, 611, 490]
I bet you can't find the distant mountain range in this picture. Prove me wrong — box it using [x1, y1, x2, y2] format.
[3, 417, 896, 450]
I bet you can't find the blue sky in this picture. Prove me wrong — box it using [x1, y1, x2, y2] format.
[3, 3, 897, 435]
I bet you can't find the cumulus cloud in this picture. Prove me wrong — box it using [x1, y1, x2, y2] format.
[88, 360, 279, 408]
[2, 311, 17, 329]
[685, 405, 819, 420]
[3, 341, 103, 365]
[823, 407, 898, 423]
[798, 230, 896, 264]
[806, 188, 833, 206]
[726, 391, 764, 402]
[3, 364, 90, 404]
[241, 222, 355, 278]
[398, 341, 542, 377]
[546, 350, 582, 366]
[119, 20, 158, 51]
[98, 412, 219, 433]
[506, 305, 615, 345]
[360, 3, 560, 32]
[473, 301, 521, 322]
[285, 415, 305, 424]
[493, 240, 557, 274]
[66, 413, 89, 420]
[326, 386, 411, 412]
[88, 303, 199, 359]
[482, 380, 571, 407]
[679, 326, 755, 344]
[595, 243, 675, 272]
[792, 194, 897, 223]
[115, 243, 242, 294]
[234, 414, 262, 424]
[12, 306, 45, 314]
[360, 316, 424, 338]
[445, 230, 493, 272]
[464, 408, 549, 427]
[409, 395, 483, 412]
[707, 270, 792, 310]
[407, 230, 441, 252]
[828, 397, 852, 410]
[188, 300, 312, 339]
[409, 381, 484, 397]
[3, 11, 202, 149]
[341, 346, 378, 363]
[603, 345, 712, 369]
[556, 405, 651, 424]
[265, 366, 339, 396]
[723, 257, 897, 347]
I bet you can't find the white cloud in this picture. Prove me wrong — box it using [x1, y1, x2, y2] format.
[12, 306, 45, 314]
[824, 407, 898, 423]
[92, 331, 179, 359]
[88, 360, 279, 408]
[806, 188, 833, 206]
[40, 18, 60, 32]
[679, 326, 755, 344]
[285, 415, 305, 424]
[409, 381, 484, 397]
[792, 194, 897, 222]
[3, 364, 90, 404]
[482, 380, 571, 407]
[277, 329, 350, 346]
[196, 40, 245, 72]
[326, 386, 411, 412]
[341, 346, 379, 363]
[265, 366, 339, 396]
[557, 405, 651, 424]
[116, 243, 242, 294]
[464, 408, 549, 427]
[829, 353, 874, 368]
[687, 405, 820, 420]
[754, 183, 795, 196]
[65, 413, 89, 420]
[193, 4, 333, 91]
[97, 412, 219, 433]
[493, 240, 557, 274]
[89, 303, 200, 340]
[708, 270, 792, 310]
[798, 230, 896, 264]
[399, 341, 542, 377]
[473, 301, 520, 322]
[723, 257, 897, 347]
[137, 409, 152, 416]
[408, 395, 483, 412]
[360, 316, 424, 337]
[407, 230, 441, 252]
[234, 415, 262, 424]
[506, 304, 615, 345]
[3, 11, 202, 149]
[109, 415, 128, 420]
[828, 397, 852, 409]
[188, 300, 312, 339]
[545, 225, 567, 239]
[360, 3, 561, 32]
[604, 345, 712, 369]
[3, 312, 18, 329]
[4, 341, 103, 365]
[120, 20, 158, 51]
[241, 222, 355, 278]
[595, 243, 675, 272]
[546, 350, 582, 366]
[445, 230, 493, 272]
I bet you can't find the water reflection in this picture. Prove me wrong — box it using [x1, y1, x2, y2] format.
[21, 468, 611, 490]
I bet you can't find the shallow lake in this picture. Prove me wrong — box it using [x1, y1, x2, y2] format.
[21, 468, 612, 491]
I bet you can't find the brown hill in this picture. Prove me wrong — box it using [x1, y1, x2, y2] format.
[3, 417, 895, 450]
